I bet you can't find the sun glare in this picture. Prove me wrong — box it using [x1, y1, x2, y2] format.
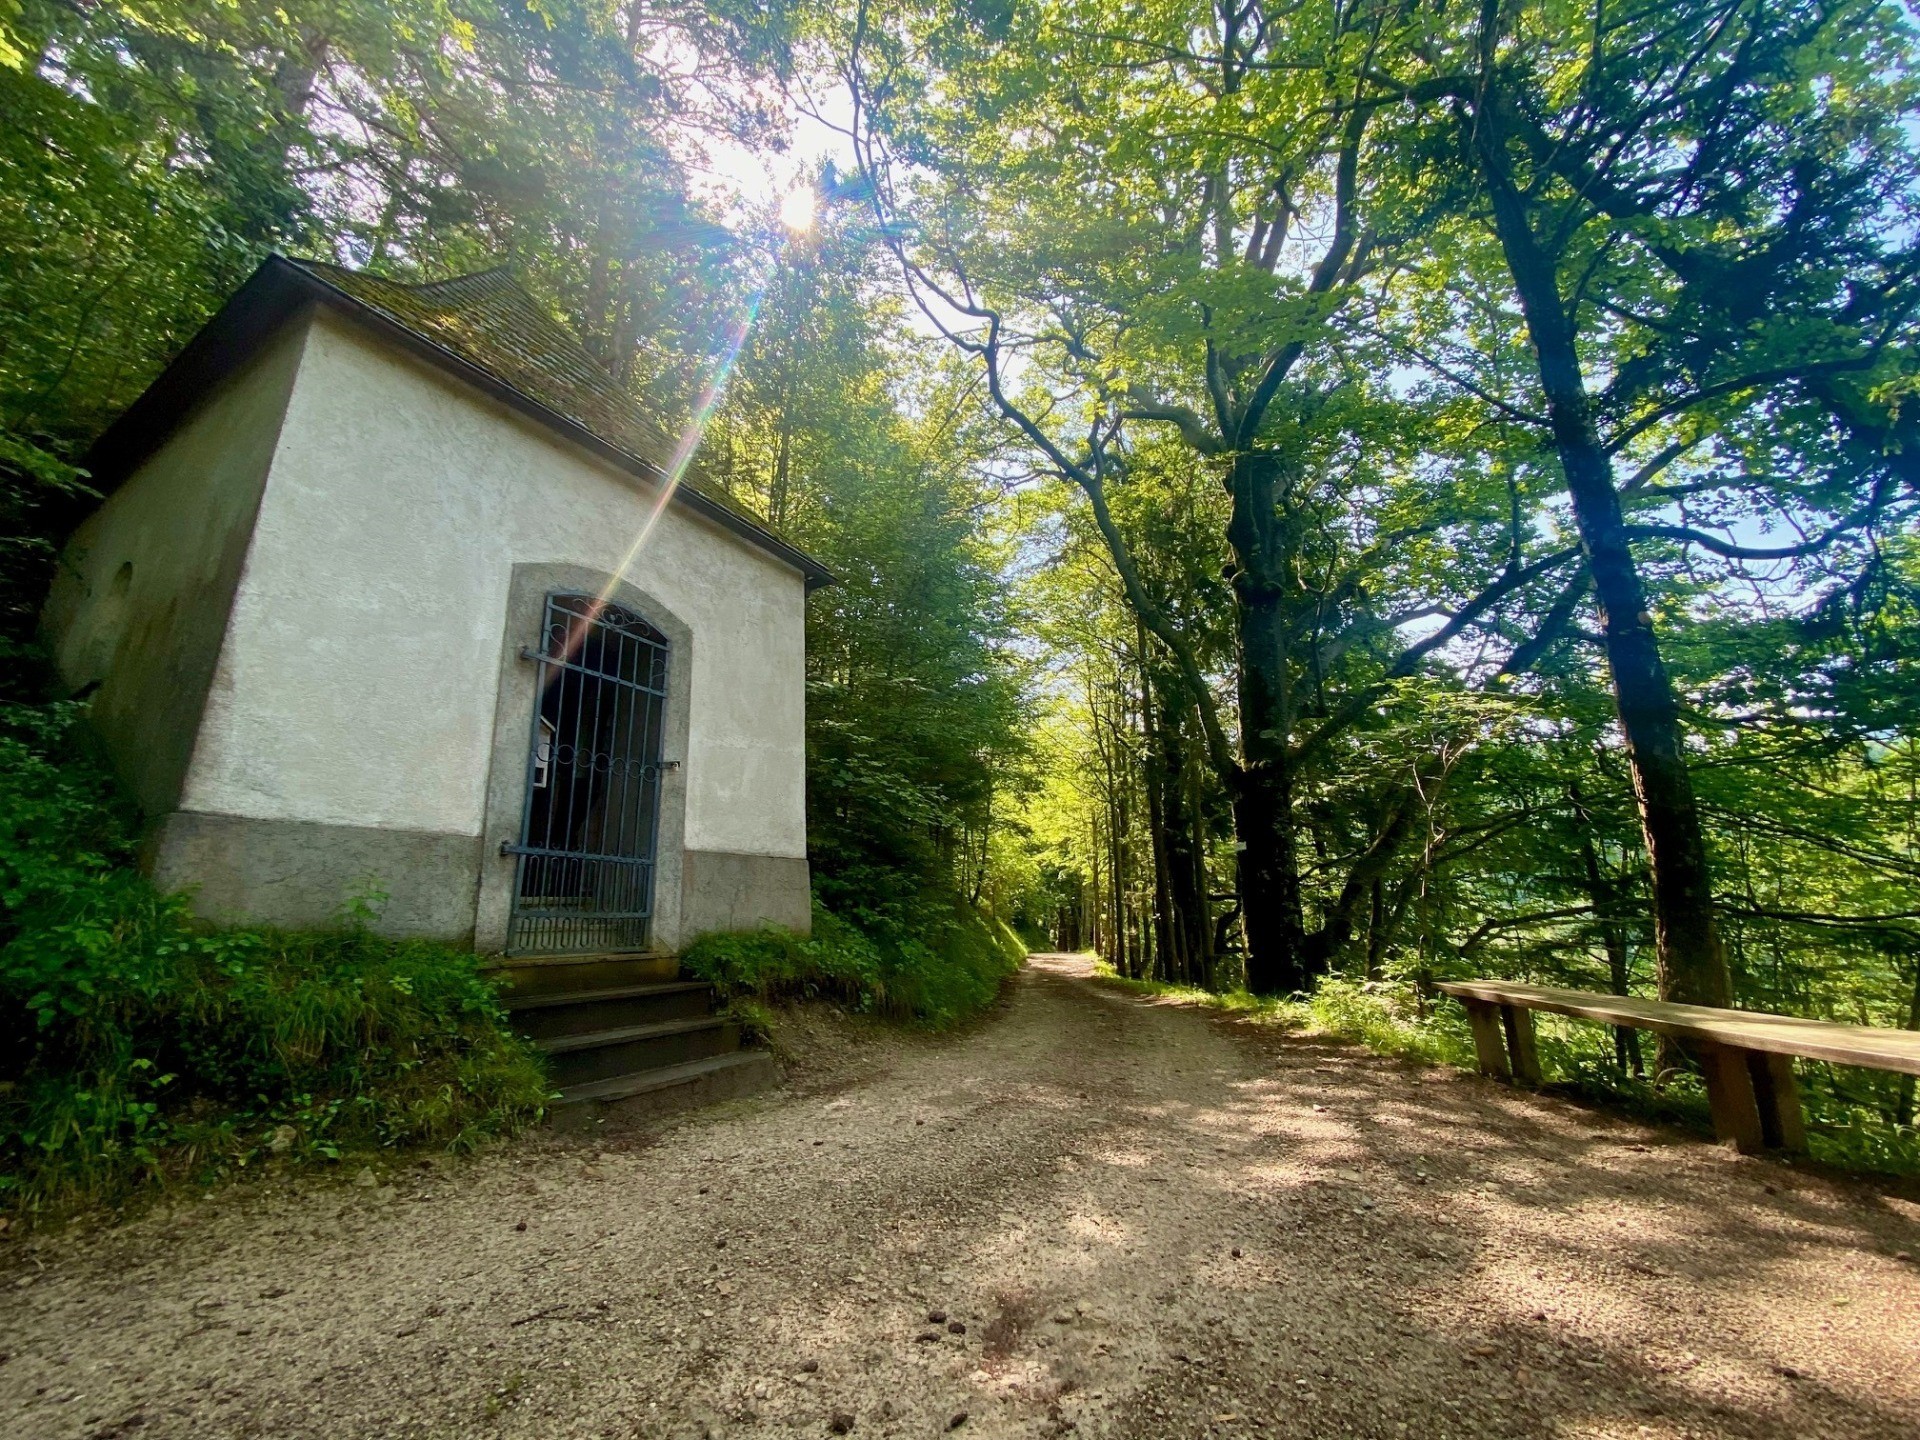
[778, 185, 816, 234]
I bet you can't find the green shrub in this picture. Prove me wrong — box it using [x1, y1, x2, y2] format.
[0, 703, 550, 1222]
[1303, 979, 1475, 1068]
[0, 699, 141, 925]
[684, 897, 1024, 1028]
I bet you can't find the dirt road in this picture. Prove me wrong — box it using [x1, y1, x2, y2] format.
[4, 954, 1918, 1440]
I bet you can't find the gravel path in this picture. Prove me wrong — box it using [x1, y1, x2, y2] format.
[4, 953, 1919, 1440]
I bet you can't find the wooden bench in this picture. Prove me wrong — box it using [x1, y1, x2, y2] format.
[1436, 979, 1920, 1155]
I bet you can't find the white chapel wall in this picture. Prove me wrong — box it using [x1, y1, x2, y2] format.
[180, 310, 808, 863]
[41, 324, 308, 816]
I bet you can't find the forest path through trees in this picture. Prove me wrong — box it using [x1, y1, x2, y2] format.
[3, 956, 1918, 1439]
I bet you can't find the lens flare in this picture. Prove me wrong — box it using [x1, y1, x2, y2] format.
[593, 187, 818, 616]
[779, 185, 816, 235]
[594, 240, 786, 615]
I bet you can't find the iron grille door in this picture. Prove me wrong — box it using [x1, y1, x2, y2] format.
[504, 593, 671, 954]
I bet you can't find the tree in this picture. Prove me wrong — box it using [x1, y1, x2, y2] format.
[706, 206, 1028, 932]
[835, 0, 1583, 992]
[1363, 0, 1920, 1007]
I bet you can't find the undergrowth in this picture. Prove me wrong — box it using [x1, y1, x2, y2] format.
[1092, 960, 1920, 1176]
[1095, 966, 1474, 1066]
[1, 702, 551, 1225]
[684, 898, 1025, 1027]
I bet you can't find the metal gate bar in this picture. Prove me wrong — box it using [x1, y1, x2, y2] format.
[504, 593, 671, 955]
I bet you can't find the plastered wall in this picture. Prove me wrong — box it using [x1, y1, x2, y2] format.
[41, 324, 307, 815]
[182, 311, 809, 863]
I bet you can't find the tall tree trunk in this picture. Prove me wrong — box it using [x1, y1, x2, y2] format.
[1365, 878, 1387, 981]
[1234, 766, 1305, 992]
[1112, 763, 1132, 977]
[1183, 744, 1215, 986]
[1158, 717, 1210, 985]
[1137, 625, 1180, 982]
[1470, 113, 1734, 1011]
[1898, 959, 1920, 1128]
[769, 400, 795, 526]
[1088, 825, 1104, 962]
[270, 29, 331, 154]
[1227, 450, 1309, 993]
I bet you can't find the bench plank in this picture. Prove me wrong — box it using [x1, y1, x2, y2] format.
[1436, 980, 1920, 1077]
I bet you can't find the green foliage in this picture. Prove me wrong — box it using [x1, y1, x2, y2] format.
[881, 0, 1920, 1164]
[0, 701, 141, 919]
[707, 217, 1030, 933]
[1301, 982, 1474, 1071]
[3, 0, 1916, 1189]
[1095, 965, 1474, 1067]
[0, 1, 310, 634]
[684, 900, 1023, 1029]
[0, 704, 549, 1222]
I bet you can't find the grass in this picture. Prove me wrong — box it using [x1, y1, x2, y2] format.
[0, 701, 551, 1226]
[684, 897, 1026, 1029]
[1094, 964, 1475, 1067]
[0, 886, 553, 1224]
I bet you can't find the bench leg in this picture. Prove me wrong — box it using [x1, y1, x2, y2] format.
[1463, 999, 1511, 1080]
[1747, 1051, 1807, 1153]
[1501, 1004, 1544, 1088]
[1698, 1042, 1766, 1154]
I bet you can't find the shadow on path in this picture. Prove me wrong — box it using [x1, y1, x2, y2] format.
[1, 954, 1915, 1440]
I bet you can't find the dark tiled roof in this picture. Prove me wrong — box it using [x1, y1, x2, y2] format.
[291, 260, 683, 491]
[84, 256, 832, 587]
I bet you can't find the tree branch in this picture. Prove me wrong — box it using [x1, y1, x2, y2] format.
[1292, 546, 1581, 764]
[1624, 504, 1885, 562]
[1122, 387, 1224, 454]
[1235, 105, 1367, 445]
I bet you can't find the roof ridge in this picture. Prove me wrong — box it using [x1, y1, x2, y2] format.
[293, 257, 514, 286]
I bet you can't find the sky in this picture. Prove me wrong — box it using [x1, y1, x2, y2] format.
[692, 82, 856, 225]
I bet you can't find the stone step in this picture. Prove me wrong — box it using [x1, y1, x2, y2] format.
[508, 981, 714, 1040]
[537, 1016, 740, 1088]
[550, 1051, 779, 1130]
[487, 951, 679, 996]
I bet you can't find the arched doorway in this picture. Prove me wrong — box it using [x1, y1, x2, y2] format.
[504, 593, 672, 954]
